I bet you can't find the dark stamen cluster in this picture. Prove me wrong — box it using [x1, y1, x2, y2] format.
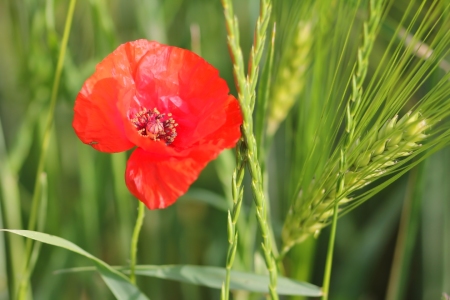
[130, 107, 178, 145]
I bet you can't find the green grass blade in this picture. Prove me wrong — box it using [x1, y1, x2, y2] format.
[0, 111, 26, 298]
[27, 173, 49, 282]
[1, 230, 149, 300]
[98, 263, 148, 300]
[386, 167, 422, 300]
[0, 149, 9, 298]
[420, 147, 450, 299]
[134, 265, 322, 297]
[56, 264, 323, 297]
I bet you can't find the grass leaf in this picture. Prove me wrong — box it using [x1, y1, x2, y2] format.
[1, 230, 149, 300]
[133, 265, 322, 296]
[56, 264, 323, 297]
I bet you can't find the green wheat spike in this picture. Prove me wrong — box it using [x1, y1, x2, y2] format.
[267, 20, 312, 137]
[281, 0, 385, 257]
[282, 111, 429, 249]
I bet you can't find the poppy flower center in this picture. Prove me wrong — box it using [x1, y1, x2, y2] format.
[130, 107, 178, 145]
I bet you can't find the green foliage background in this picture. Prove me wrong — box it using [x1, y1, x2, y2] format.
[0, 0, 449, 299]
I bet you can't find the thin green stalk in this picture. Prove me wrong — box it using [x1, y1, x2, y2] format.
[221, 142, 246, 300]
[245, 110, 278, 300]
[0, 206, 8, 299]
[216, 150, 255, 281]
[130, 201, 146, 285]
[221, 0, 278, 298]
[321, 201, 339, 300]
[0, 114, 25, 299]
[27, 173, 48, 278]
[321, 148, 345, 300]
[17, 0, 77, 298]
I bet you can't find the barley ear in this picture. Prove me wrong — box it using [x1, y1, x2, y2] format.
[282, 112, 428, 249]
[267, 20, 312, 137]
[282, 0, 385, 254]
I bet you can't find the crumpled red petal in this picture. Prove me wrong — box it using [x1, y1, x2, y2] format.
[73, 40, 167, 152]
[193, 95, 242, 150]
[82, 40, 166, 93]
[125, 147, 209, 209]
[117, 42, 232, 153]
[73, 78, 134, 152]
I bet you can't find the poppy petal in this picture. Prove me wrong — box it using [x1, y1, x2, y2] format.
[201, 95, 243, 149]
[83, 40, 166, 93]
[125, 95, 242, 210]
[125, 147, 210, 209]
[116, 44, 234, 151]
[73, 78, 134, 152]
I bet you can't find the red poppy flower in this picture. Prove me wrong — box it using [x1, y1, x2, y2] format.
[73, 40, 242, 209]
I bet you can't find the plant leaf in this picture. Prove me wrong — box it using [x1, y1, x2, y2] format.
[132, 265, 322, 296]
[56, 264, 322, 296]
[1, 230, 149, 300]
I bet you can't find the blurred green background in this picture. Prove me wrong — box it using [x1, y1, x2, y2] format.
[0, 0, 449, 299]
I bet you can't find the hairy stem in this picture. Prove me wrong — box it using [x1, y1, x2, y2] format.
[130, 202, 146, 285]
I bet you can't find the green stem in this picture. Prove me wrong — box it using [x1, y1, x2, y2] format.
[220, 0, 277, 297]
[17, 0, 77, 298]
[320, 147, 345, 300]
[321, 201, 339, 300]
[222, 143, 245, 300]
[130, 201, 146, 285]
[245, 132, 279, 300]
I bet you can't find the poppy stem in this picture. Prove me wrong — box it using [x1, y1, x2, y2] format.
[130, 201, 146, 285]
